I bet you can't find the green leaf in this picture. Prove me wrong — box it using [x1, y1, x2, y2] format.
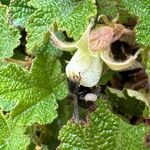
[26, 0, 96, 53]
[107, 87, 149, 116]
[0, 113, 30, 150]
[59, 100, 149, 150]
[141, 47, 150, 65]
[0, 0, 10, 6]
[120, 0, 150, 46]
[0, 96, 16, 111]
[9, 0, 35, 27]
[99, 69, 115, 85]
[0, 5, 21, 59]
[35, 32, 63, 56]
[96, 0, 118, 18]
[0, 51, 68, 125]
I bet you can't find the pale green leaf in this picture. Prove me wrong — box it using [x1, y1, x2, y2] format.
[0, 113, 30, 150]
[9, 0, 35, 27]
[59, 100, 149, 150]
[0, 51, 68, 125]
[120, 0, 150, 46]
[26, 0, 96, 53]
[0, 5, 21, 59]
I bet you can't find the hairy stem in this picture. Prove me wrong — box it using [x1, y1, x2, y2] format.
[73, 94, 79, 123]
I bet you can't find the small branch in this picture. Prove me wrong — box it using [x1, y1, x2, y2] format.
[73, 94, 79, 123]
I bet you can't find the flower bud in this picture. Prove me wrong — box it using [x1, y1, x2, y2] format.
[66, 50, 102, 87]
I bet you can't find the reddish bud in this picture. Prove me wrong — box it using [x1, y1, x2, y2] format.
[89, 26, 113, 52]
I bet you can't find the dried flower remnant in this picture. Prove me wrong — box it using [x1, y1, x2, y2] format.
[50, 17, 140, 87]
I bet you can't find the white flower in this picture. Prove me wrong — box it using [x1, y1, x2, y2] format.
[50, 19, 140, 87]
[66, 50, 102, 87]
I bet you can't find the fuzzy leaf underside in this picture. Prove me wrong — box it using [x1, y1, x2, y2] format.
[0, 114, 30, 150]
[26, 0, 97, 53]
[107, 87, 149, 116]
[0, 51, 68, 125]
[0, 5, 20, 59]
[59, 100, 148, 150]
[9, 0, 35, 27]
[120, 0, 150, 47]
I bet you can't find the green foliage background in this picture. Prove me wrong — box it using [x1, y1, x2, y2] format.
[0, 0, 150, 149]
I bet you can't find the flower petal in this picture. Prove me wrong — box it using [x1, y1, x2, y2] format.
[100, 48, 141, 71]
[66, 50, 103, 87]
